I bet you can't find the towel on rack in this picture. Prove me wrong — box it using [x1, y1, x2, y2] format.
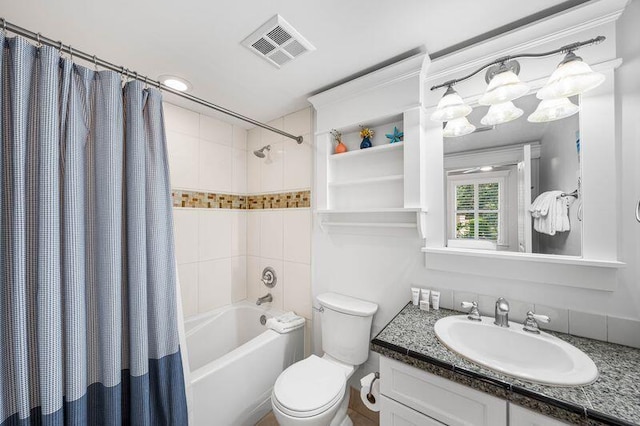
[266, 311, 305, 334]
[529, 191, 572, 235]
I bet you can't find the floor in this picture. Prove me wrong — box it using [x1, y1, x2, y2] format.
[256, 387, 379, 426]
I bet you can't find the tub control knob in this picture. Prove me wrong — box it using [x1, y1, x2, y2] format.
[261, 266, 277, 288]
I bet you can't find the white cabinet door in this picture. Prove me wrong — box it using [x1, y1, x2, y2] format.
[380, 357, 507, 426]
[509, 404, 570, 425]
[380, 395, 445, 426]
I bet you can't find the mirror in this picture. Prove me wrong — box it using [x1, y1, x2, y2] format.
[444, 94, 582, 256]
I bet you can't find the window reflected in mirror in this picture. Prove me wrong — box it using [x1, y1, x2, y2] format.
[444, 94, 582, 256]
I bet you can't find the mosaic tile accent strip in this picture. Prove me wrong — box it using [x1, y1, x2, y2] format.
[248, 191, 310, 209]
[172, 190, 247, 209]
[171, 189, 310, 210]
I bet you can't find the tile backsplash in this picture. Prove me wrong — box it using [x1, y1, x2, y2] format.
[428, 287, 640, 349]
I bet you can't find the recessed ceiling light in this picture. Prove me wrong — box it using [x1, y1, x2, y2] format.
[480, 166, 494, 172]
[158, 75, 192, 92]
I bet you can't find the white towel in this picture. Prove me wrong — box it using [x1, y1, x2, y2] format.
[266, 312, 305, 334]
[529, 191, 572, 236]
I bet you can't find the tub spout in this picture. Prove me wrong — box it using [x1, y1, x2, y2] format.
[256, 293, 272, 305]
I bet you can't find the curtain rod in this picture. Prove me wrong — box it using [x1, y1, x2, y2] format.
[0, 18, 304, 144]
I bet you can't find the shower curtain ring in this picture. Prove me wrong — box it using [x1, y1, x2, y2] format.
[58, 41, 63, 55]
[144, 76, 148, 89]
[36, 33, 41, 47]
[69, 46, 73, 62]
[93, 55, 98, 71]
[2, 19, 6, 35]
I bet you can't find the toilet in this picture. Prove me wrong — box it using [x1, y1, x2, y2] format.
[271, 292, 378, 426]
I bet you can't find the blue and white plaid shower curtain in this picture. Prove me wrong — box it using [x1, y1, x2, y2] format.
[0, 35, 188, 425]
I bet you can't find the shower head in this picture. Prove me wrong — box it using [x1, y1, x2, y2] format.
[253, 145, 271, 158]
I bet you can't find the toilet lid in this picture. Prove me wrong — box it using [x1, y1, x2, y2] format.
[273, 355, 346, 417]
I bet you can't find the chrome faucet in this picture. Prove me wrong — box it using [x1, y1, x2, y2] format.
[494, 297, 510, 327]
[256, 293, 272, 306]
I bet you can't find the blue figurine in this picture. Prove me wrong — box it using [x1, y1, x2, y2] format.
[385, 127, 404, 143]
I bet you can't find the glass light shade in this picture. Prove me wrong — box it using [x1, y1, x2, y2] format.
[443, 117, 476, 138]
[537, 58, 605, 100]
[527, 98, 580, 123]
[430, 88, 473, 122]
[479, 70, 530, 105]
[480, 101, 523, 126]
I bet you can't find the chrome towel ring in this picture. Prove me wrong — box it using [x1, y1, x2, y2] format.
[636, 199, 640, 223]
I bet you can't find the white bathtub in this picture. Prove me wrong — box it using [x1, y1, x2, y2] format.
[186, 301, 304, 426]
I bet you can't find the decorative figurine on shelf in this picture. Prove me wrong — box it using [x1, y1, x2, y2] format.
[330, 129, 347, 154]
[359, 125, 374, 149]
[385, 126, 404, 143]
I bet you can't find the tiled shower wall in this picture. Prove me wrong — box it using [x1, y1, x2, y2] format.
[246, 108, 313, 354]
[167, 102, 314, 347]
[166, 102, 248, 317]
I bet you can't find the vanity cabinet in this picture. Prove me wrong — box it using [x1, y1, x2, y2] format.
[380, 357, 507, 426]
[380, 357, 569, 426]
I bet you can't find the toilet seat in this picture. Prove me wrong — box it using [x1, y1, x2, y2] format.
[272, 355, 346, 418]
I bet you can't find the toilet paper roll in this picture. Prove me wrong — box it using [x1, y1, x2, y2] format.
[359, 372, 380, 412]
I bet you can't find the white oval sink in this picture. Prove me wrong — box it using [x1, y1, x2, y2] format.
[434, 315, 598, 386]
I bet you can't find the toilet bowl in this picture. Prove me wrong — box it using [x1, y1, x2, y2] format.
[271, 293, 378, 426]
[271, 355, 354, 426]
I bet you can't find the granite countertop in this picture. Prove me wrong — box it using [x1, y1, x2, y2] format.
[371, 303, 640, 426]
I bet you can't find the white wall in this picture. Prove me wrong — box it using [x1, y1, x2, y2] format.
[246, 107, 314, 355]
[166, 103, 248, 317]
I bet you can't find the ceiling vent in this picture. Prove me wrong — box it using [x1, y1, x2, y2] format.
[242, 15, 316, 69]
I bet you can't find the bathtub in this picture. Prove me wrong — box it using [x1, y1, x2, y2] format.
[186, 301, 304, 426]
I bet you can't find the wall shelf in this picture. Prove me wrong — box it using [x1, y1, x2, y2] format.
[330, 142, 404, 160]
[328, 174, 404, 187]
[318, 208, 428, 238]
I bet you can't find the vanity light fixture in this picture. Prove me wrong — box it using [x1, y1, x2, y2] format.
[158, 75, 192, 92]
[478, 61, 529, 106]
[480, 101, 523, 126]
[537, 51, 606, 100]
[527, 97, 580, 123]
[430, 36, 605, 137]
[430, 86, 472, 122]
[443, 116, 476, 138]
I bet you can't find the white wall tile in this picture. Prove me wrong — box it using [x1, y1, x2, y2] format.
[166, 131, 199, 189]
[198, 141, 232, 192]
[508, 299, 535, 324]
[283, 209, 311, 264]
[284, 262, 312, 319]
[231, 211, 247, 256]
[262, 117, 284, 146]
[198, 210, 232, 261]
[164, 103, 199, 137]
[197, 258, 232, 313]
[260, 142, 284, 192]
[247, 212, 261, 256]
[233, 126, 247, 151]
[304, 320, 313, 357]
[284, 135, 311, 190]
[178, 263, 198, 318]
[431, 288, 454, 310]
[231, 256, 247, 303]
[260, 258, 283, 311]
[247, 150, 262, 193]
[173, 209, 199, 264]
[199, 114, 232, 146]
[246, 256, 262, 302]
[232, 148, 247, 194]
[477, 294, 498, 317]
[534, 304, 569, 334]
[247, 128, 261, 151]
[261, 210, 283, 260]
[569, 310, 607, 341]
[284, 107, 312, 136]
[607, 316, 640, 348]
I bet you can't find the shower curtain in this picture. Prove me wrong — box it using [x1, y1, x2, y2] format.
[0, 35, 187, 425]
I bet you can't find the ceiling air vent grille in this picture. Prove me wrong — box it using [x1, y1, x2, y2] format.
[242, 15, 316, 69]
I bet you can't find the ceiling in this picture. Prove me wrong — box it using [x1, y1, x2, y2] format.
[2, 0, 579, 125]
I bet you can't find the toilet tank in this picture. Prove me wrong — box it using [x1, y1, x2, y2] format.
[317, 293, 378, 366]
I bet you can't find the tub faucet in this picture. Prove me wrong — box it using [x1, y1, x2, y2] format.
[256, 293, 272, 306]
[494, 297, 510, 327]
